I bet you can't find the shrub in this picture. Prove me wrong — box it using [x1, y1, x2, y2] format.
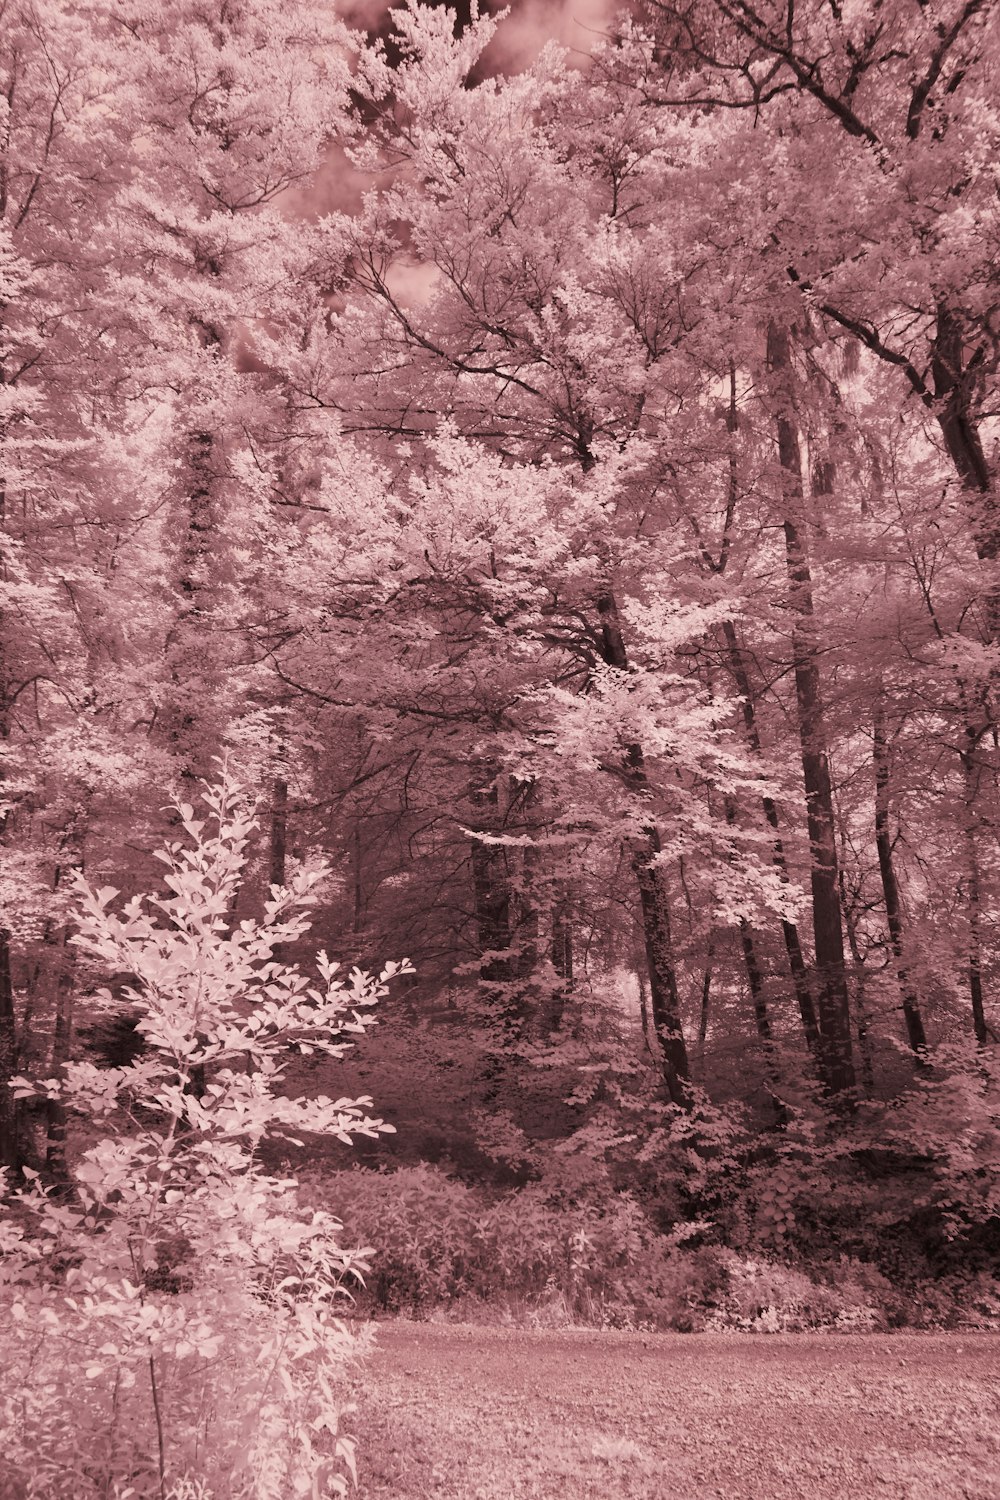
[703, 1254, 888, 1332]
[0, 770, 410, 1499]
[303, 1156, 1000, 1334]
[304, 1161, 723, 1329]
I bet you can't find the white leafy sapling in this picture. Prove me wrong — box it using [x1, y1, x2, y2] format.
[0, 767, 411, 1500]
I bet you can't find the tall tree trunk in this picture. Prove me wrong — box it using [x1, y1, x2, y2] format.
[544, 889, 573, 1033]
[632, 847, 690, 1105]
[269, 767, 289, 966]
[0, 927, 18, 1172]
[44, 951, 74, 1179]
[960, 724, 990, 1047]
[43, 809, 88, 1177]
[165, 426, 218, 782]
[934, 304, 1000, 1042]
[838, 864, 875, 1097]
[723, 791, 789, 1118]
[510, 784, 539, 990]
[737, 921, 768, 1043]
[270, 774, 288, 893]
[872, 698, 928, 1056]
[931, 303, 994, 535]
[163, 310, 229, 786]
[0, 631, 21, 1170]
[597, 593, 691, 1105]
[719, 619, 820, 1053]
[0, 464, 21, 1170]
[469, 768, 511, 981]
[767, 323, 855, 1097]
[929, 303, 1000, 637]
[637, 968, 653, 1055]
[468, 760, 516, 1015]
[709, 368, 819, 1054]
[722, 791, 778, 1051]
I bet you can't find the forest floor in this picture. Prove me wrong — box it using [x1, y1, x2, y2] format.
[348, 1322, 1000, 1499]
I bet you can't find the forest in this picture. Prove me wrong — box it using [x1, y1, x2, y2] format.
[2, 0, 1000, 1495]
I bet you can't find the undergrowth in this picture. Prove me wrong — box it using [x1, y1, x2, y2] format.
[302, 1160, 1000, 1333]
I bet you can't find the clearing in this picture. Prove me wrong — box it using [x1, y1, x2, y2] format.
[349, 1322, 1000, 1499]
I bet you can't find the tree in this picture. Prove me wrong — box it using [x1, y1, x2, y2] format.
[287, 2, 811, 1104]
[0, 0, 355, 1168]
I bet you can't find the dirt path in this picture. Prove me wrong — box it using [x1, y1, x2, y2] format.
[350, 1322, 1000, 1499]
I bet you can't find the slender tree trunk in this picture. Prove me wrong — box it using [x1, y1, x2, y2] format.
[892, 304, 996, 1042]
[0, 678, 21, 1170]
[165, 426, 218, 781]
[838, 866, 875, 1097]
[545, 890, 573, 1033]
[0, 926, 18, 1172]
[511, 786, 539, 988]
[469, 767, 513, 984]
[697, 956, 713, 1062]
[637, 968, 653, 1055]
[44, 950, 74, 1178]
[269, 769, 289, 967]
[872, 698, 928, 1056]
[928, 302, 1000, 641]
[43, 809, 88, 1179]
[960, 726, 990, 1047]
[597, 592, 691, 1105]
[0, 470, 21, 1171]
[722, 788, 789, 1117]
[767, 323, 855, 1097]
[632, 847, 690, 1105]
[468, 761, 522, 1065]
[711, 370, 818, 1054]
[719, 620, 820, 1053]
[932, 304, 994, 529]
[270, 775, 288, 892]
[722, 791, 778, 1050]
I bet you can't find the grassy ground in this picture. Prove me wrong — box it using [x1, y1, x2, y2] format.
[348, 1322, 1000, 1499]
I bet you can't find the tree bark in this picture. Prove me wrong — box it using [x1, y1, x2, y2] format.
[838, 864, 875, 1097]
[597, 592, 691, 1105]
[767, 323, 855, 1097]
[872, 698, 928, 1056]
[164, 425, 218, 782]
[931, 303, 995, 541]
[268, 770, 289, 966]
[637, 968, 653, 1055]
[44, 949, 74, 1179]
[270, 775, 288, 893]
[0, 928, 19, 1171]
[698, 957, 713, 1057]
[719, 619, 820, 1053]
[960, 725, 990, 1047]
[541, 886, 573, 1034]
[632, 845, 690, 1105]
[0, 634, 21, 1169]
[468, 762, 517, 1017]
